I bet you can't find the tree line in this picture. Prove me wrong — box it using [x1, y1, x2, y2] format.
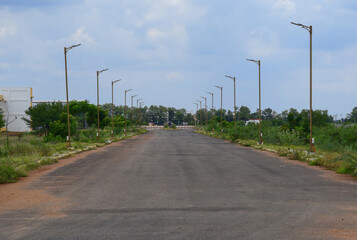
[0, 101, 356, 138]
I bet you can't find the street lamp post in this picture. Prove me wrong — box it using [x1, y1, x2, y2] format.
[124, 89, 132, 135]
[291, 21, 313, 152]
[200, 96, 207, 126]
[197, 100, 202, 126]
[131, 95, 138, 122]
[111, 79, 121, 137]
[207, 92, 214, 131]
[139, 102, 144, 124]
[64, 43, 81, 148]
[96, 68, 109, 140]
[225, 75, 237, 127]
[194, 103, 198, 126]
[247, 58, 263, 144]
[136, 98, 143, 127]
[215, 85, 223, 133]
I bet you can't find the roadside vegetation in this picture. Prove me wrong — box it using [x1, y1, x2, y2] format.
[196, 106, 357, 177]
[0, 101, 146, 184]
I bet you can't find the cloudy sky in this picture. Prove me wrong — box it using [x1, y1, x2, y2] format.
[0, 0, 356, 117]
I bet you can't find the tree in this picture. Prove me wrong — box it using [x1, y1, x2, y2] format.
[238, 106, 251, 121]
[348, 107, 357, 122]
[49, 113, 78, 139]
[226, 110, 234, 122]
[262, 108, 273, 120]
[24, 102, 65, 135]
[0, 108, 4, 128]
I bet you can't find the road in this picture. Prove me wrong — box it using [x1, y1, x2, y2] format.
[0, 130, 356, 240]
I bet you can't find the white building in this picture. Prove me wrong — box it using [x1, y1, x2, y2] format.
[245, 119, 260, 126]
[0, 87, 33, 132]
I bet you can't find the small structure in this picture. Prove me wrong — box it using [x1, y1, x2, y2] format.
[245, 119, 260, 126]
[0, 87, 33, 132]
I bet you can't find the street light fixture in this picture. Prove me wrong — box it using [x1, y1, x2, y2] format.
[111, 79, 121, 137]
[193, 103, 198, 126]
[64, 43, 81, 148]
[124, 89, 132, 135]
[247, 58, 263, 144]
[291, 21, 313, 152]
[200, 96, 207, 126]
[96, 68, 109, 139]
[139, 102, 144, 124]
[136, 98, 143, 126]
[131, 94, 138, 121]
[196, 100, 202, 126]
[215, 85, 223, 133]
[207, 92, 214, 131]
[225, 75, 237, 127]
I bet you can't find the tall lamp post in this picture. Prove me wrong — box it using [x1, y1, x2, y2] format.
[215, 85, 223, 133]
[136, 98, 143, 126]
[96, 68, 109, 139]
[247, 58, 263, 144]
[207, 92, 214, 131]
[197, 100, 202, 126]
[124, 89, 132, 135]
[64, 43, 81, 148]
[225, 75, 237, 127]
[194, 103, 198, 126]
[200, 96, 207, 125]
[291, 21, 313, 152]
[131, 95, 138, 122]
[139, 102, 144, 124]
[111, 79, 121, 137]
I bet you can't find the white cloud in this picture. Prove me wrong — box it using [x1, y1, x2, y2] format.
[245, 30, 280, 57]
[272, 0, 296, 16]
[147, 28, 165, 40]
[0, 26, 16, 40]
[70, 27, 95, 45]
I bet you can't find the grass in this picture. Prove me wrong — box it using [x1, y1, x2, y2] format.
[0, 127, 147, 184]
[196, 127, 357, 178]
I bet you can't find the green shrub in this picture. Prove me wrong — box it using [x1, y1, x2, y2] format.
[43, 133, 63, 143]
[78, 131, 90, 142]
[0, 165, 26, 183]
[49, 112, 78, 138]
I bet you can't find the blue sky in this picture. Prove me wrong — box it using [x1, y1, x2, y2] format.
[0, 0, 356, 118]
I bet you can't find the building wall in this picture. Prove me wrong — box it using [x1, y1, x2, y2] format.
[0, 87, 32, 132]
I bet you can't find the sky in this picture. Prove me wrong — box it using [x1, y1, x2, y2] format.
[0, 0, 356, 118]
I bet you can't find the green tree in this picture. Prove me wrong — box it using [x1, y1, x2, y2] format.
[24, 102, 65, 135]
[0, 108, 5, 128]
[238, 106, 251, 121]
[348, 107, 357, 122]
[262, 108, 274, 120]
[226, 110, 234, 122]
[85, 104, 110, 128]
[49, 112, 78, 139]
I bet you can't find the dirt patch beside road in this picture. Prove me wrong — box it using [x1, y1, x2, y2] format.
[0, 136, 140, 215]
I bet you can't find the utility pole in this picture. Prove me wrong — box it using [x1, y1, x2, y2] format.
[64, 43, 81, 148]
[194, 103, 198, 126]
[96, 68, 109, 140]
[111, 79, 121, 137]
[207, 92, 214, 131]
[292, 22, 313, 152]
[215, 85, 223, 133]
[247, 59, 263, 144]
[225, 75, 237, 127]
[124, 89, 132, 135]
[201, 96, 207, 126]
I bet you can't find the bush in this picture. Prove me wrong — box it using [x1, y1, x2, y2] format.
[43, 133, 64, 143]
[49, 113, 78, 138]
[0, 165, 26, 183]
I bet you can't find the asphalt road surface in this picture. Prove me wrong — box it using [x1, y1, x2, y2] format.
[1, 130, 356, 240]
